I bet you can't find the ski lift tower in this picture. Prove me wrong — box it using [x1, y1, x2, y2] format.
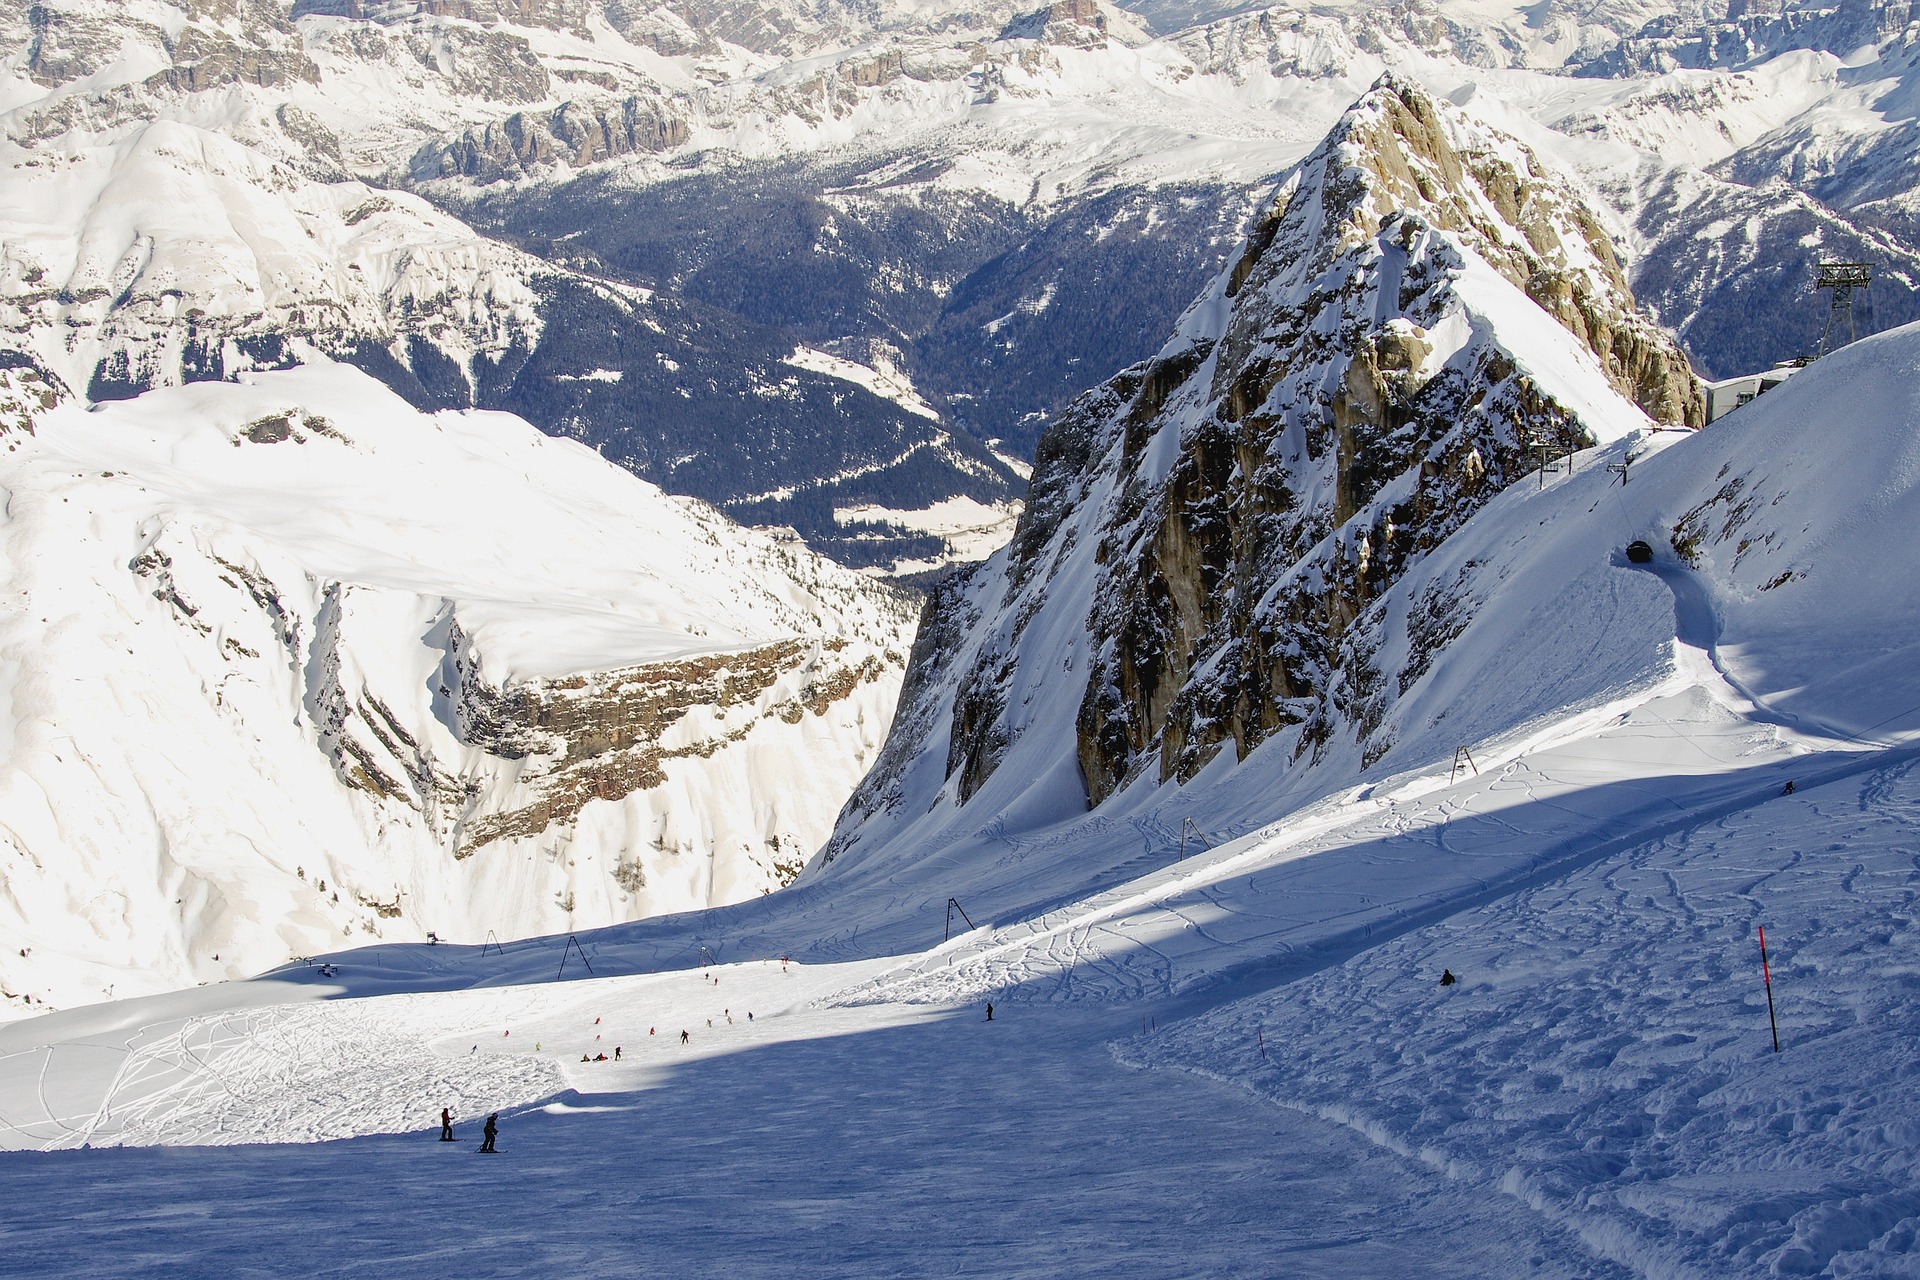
[1814, 262, 1872, 356]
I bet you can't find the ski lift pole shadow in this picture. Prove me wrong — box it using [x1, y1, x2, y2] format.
[557, 934, 595, 981]
[1759, 925, 1781, 1054]
[944, 897, 976, 944]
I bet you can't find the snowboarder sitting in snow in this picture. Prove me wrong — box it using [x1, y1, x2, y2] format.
[478, 1113, 498, 1153]
[1439, 969, 1457, 987]
[440, 1107, 454, 1141]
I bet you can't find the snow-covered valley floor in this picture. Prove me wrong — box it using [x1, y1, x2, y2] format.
[2, 680, 1913, 1274]
[0, 988, 1625, 1278]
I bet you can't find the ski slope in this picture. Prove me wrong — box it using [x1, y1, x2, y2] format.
[4, 330, 1920, 1274]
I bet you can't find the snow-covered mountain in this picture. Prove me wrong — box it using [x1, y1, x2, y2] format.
[8, 5, 1920, 1270]
[10, 0, 1919, 570]
[820, 77, 1700, 869]
[8, 309, 1920, 1276]
[1, 0, 1028, 571]
[0, 360, 915, 1015]
[1539, 18, 1920, 374]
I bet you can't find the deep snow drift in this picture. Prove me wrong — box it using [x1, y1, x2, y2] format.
[0, 361, 914, 1016]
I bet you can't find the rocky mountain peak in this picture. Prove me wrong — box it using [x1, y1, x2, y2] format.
[1067, 78, 1702, 801]
[290, 0, 596, 33]
[998, 0, 1149, 47]
[1224, 75, 1702, 428]
[820, 79, 1705, 866]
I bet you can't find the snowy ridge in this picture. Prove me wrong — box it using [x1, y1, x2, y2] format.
[0, 115, 552, 402]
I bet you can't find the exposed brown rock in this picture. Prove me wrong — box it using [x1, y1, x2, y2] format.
[906, 79, 1706, 811]
[452, 636, 885, 854]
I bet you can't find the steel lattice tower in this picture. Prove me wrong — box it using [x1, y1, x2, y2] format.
[1815, 262, 1873, 356]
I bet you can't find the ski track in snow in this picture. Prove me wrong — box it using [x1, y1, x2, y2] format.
[0, 993, 560, 1151]
[1128, 756, 1920, 1278]
[6, 660, 1907, 1272]
[0, 1002, 1630, 1280]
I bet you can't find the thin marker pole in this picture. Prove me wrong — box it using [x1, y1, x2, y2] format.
[1759, 926, 1780, 1053]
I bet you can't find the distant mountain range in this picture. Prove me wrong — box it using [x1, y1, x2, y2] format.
[11, 0, 1913, 572]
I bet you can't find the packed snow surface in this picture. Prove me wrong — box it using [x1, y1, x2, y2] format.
[5, 320, 1920, 1275]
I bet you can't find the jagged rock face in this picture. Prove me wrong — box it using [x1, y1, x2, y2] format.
[291, 0, 597, 32]
[997, 0, 1144, 47]
[1162, 0, 1667, 75]
[24, 1, 303, 87]
[446, 632, 891, 855]
[0, 362, 61, 436]
[1069, 82, 1701, 802]
[412, 97, 690, 183]
[1574, 0, 1913, 77]
[823, 78, 1703, 857]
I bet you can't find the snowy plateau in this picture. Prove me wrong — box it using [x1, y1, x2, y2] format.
[2, 0, 1920, 1276]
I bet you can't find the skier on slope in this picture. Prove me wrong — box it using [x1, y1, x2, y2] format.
[680, 1029, 690, 1045]
[478, 1113, 498, 1153]
[985, 1002, 993, 1021]
[440, 1107, 454, 1142]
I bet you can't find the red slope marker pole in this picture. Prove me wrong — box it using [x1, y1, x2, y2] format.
[1759, 926, 1780, 1054]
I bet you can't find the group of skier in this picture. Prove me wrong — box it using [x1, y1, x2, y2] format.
[439, 1108, 498, 1153]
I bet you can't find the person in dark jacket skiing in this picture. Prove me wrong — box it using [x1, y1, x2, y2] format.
[478, 1113, 498, 1153]
[440, 1107, 454, 1141]
[985, 1002, 994, 1021]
